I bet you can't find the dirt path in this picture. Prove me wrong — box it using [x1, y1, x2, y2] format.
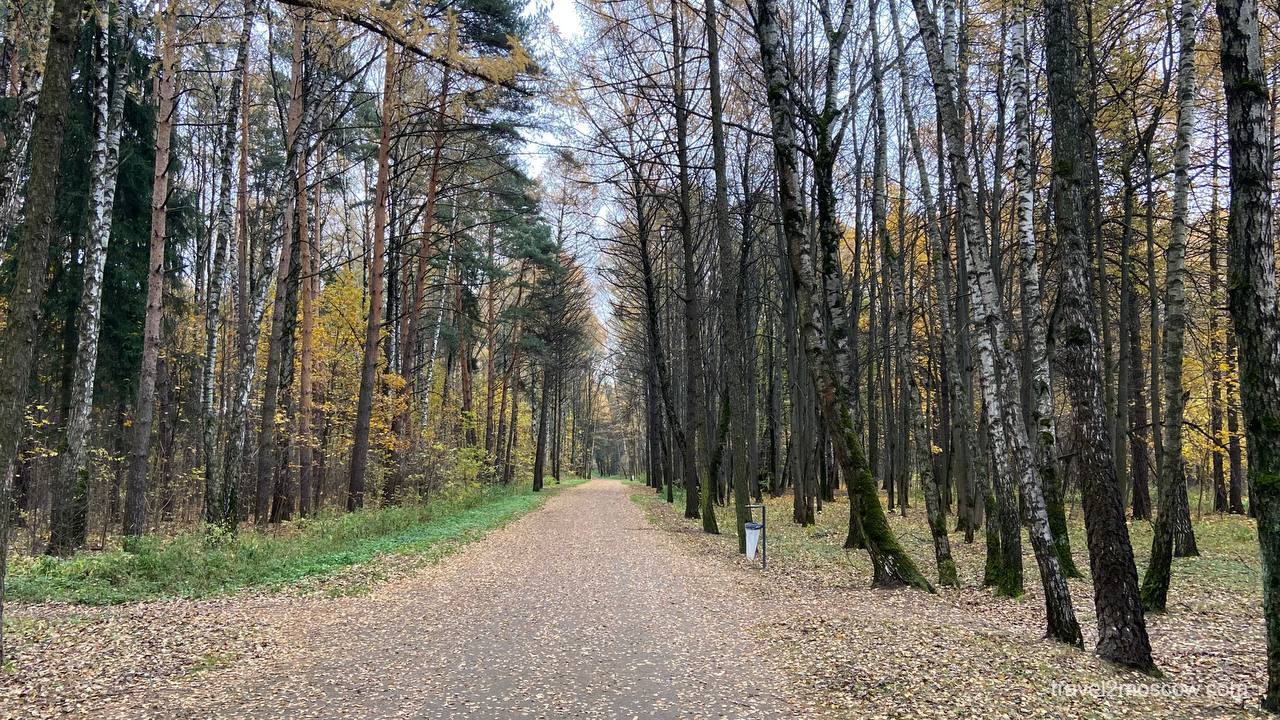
[77, 479, 798, 719]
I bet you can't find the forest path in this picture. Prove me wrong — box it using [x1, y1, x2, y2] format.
[98, 479, 798, 719]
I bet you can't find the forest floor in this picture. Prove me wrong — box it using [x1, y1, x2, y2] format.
[3, 478, 1264, 719]
[631, 483, 1268, 719]
[0, 479, 819, 719]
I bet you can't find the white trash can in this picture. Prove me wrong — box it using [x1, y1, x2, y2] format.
[745, 521, 764, 561]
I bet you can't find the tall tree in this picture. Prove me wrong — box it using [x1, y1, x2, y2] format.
[124, 0, 180, 537]
[202, 0, 255, 528]
[909, 0, 1080, 644]
[1142, 0, 1200, 612]
[754, 0, 931, 590]
[1042, 0, 1154, 669]
[255, 11, 309, 523]
[669, 4, 715, 533]
[48, 0, 129, 555]
[0, 0, 87, 666]
[348, 39, 398, 510]
[1011, 0, 1078, 578]
[1214, 0, 1280, 705]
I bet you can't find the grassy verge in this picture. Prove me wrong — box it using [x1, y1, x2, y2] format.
[628, 479, 1261, 598]
[7, 478, 585, 605]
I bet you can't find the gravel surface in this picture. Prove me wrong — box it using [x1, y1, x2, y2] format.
[86, 479, 802, 719]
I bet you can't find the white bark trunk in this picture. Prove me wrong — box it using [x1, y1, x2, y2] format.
[47, 0, 127, 553]
[202, 0, 255, 527]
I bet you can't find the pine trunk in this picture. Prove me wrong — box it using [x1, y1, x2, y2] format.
[348, 40, 396, 511]
[124, 0, 179, 537]
[255, 14, 307, 523]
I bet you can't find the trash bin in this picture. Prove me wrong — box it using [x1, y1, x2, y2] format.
[745, 521, 764, 561]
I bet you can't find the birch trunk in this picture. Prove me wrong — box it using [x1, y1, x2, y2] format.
[1213, 0, 1280, 704]
[1143, 0, 1200, 610]
[1042, 0, 1153, 668]
[753, 0, 930, 590]
[201, 0, 253, 528]
[1209, 152, 1227, 512]
[48, 0, 127, 554]
[0, 2, 46, 238]
[1011, 1, 1078, 578]
[219, 15, 268, 529]
[908, 0, 1081, 643]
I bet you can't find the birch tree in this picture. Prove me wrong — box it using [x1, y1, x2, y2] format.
[1142, 0, 1200, 611]
[753, 0, 931, 590]
[202, 0, 254, 528]
[1214, 0, 1280, 705]
[1010, 0, 1078, 578]
[48, 0, 129, 555]
[1042, 0, 1154, 669]
[908, 0, 1081, 646]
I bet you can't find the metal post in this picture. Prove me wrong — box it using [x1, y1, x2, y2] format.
[761, 503, 767, 569]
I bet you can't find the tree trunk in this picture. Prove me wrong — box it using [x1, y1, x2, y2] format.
[754, 0, 930, 590]
[700, 0, 746, 545]
[255, 13, 308, 523]
[484, 214, 497, 455]
[1143, 0, 1201, 611]
[200, 0, 254, 528]
[348, 39, 396, 511]
[629, 157, 699, 521]
[393, 64, 451, 492]
[533, 366, 550, 491]
[0, 0, 84, 665]
[1213, 0, 1280, 704]
[48, 0, 127, 554]
[1228, 322, 1246, 513]
[909, 0, 1080, 642]
[298, 132, 317, 517]
[1011, 1, 1078, 578]
[888, 5, 958, 585]
[670, 6, 715, 534]
[1209, 147, 1227, 513]
[1042, 0, 1153, 668]
[124, 0, 180, 537]
[221, 7, 260, 529]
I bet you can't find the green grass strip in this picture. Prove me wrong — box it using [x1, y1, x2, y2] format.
[7, 478, 585, 606]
